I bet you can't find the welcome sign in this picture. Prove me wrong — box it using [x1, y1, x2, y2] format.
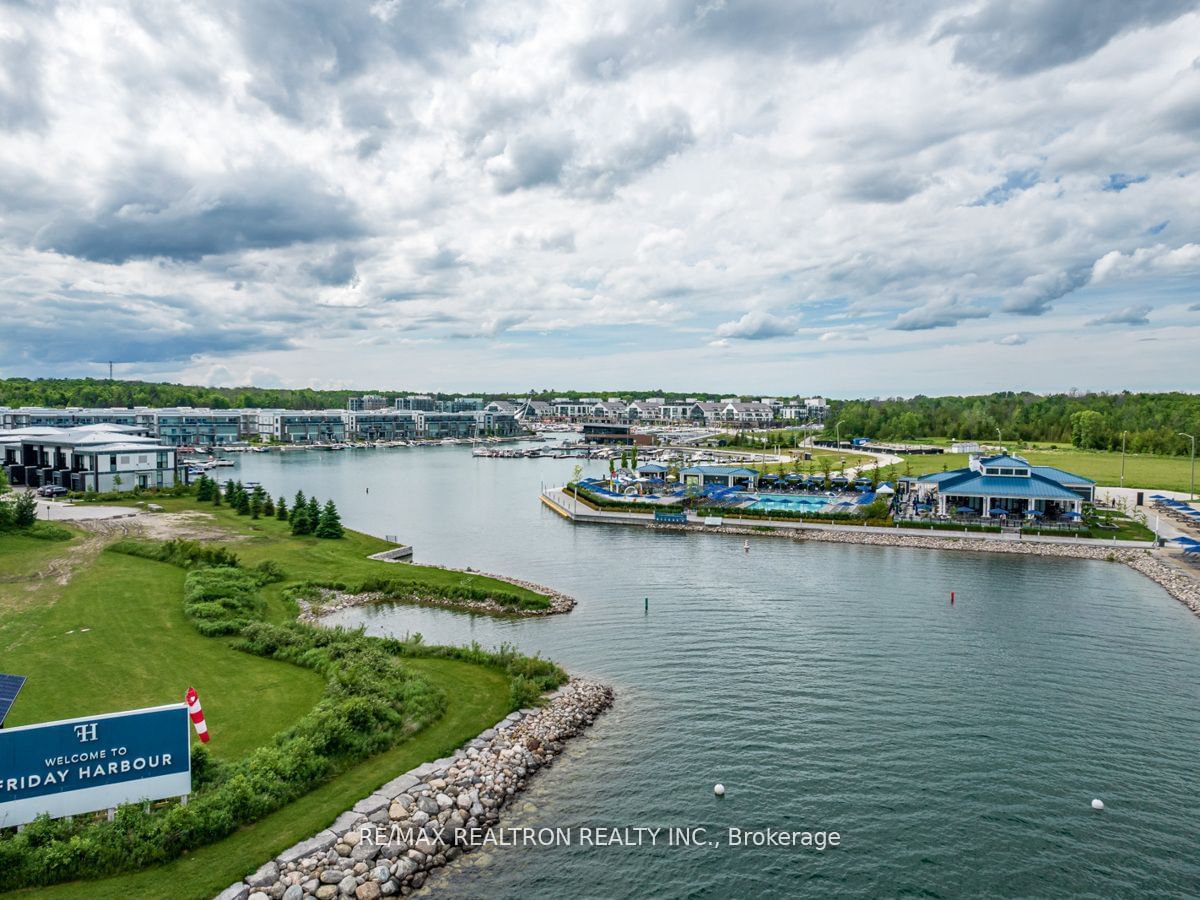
[0, 703, 191, 827]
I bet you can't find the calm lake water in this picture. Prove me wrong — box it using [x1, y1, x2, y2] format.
[227, 442, 1200, 899]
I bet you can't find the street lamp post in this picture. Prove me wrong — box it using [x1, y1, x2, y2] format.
[1120, 431, 1127, 488]
[1180, 432, 1196, 500]
[836, 420, 844, 450]
[995, 426, 1002, 447]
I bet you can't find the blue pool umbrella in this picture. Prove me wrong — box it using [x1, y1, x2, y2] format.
[988, 507, 1009, 516]
[1062, 511, 1082, 519]
[955, 506, 975, 514]
[1025, 509, 1042, 517]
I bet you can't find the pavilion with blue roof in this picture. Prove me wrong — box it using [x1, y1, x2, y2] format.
[680, 465, 759, 490]
[914, 453, 1094, 519]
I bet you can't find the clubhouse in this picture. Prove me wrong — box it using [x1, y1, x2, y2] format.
[911, 454, 1094, 520]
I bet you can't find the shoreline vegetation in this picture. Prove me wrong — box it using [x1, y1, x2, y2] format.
[215, 678, 614, 900]
[297, 570, 577, 622]
[0, 495, 582, 897]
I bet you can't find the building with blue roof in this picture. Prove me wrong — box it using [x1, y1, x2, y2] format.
[680, 465, 759, 489]
[914, 454, 1094, 519]
[635, 463, 669, 476]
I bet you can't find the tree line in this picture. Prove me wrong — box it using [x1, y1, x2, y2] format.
[822, 392, 1200, 456]
[194, 476, 343, 538]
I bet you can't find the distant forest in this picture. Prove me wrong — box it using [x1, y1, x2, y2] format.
[823, 392, 1200, 456]
[0, 378, 1196, 456]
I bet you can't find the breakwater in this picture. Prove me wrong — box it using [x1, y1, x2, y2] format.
[217, 679, 613, 900]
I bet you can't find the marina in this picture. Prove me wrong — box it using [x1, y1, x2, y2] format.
[222, 438, 1200, 898]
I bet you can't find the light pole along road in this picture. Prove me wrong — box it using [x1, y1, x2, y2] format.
[1180, 432, 1196, 500]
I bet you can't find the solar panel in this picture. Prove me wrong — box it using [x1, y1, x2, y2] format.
[0, 674, 28, 727]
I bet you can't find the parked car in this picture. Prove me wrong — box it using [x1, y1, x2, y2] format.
[36, 485, 68, 497]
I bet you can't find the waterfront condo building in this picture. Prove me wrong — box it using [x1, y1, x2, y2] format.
[255, 410, 348, 443]
[142, 408, 243, 447]
[1, 424, 178, 492]
[346, 410, 419, 441]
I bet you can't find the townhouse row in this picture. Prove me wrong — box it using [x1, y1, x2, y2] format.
[0, 407, 522, 447]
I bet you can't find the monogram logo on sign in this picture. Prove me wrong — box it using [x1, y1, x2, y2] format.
[74, 723, 98, 742]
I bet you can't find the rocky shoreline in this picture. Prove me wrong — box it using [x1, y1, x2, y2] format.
[297, 572, 576, 622]
[647, 522, 1200, 618]
[217, 678, 614, 900]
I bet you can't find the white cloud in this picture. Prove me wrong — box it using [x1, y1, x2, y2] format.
[714, 311, 801, 341]
[0, 1, 1198, 392]
[1086, 305, 1153, 326]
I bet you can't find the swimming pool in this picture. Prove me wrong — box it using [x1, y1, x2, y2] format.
[746, 493, 832, 513]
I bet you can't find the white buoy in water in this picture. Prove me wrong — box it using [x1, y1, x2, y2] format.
[714, 784, 725, 797]
[1091, 798, 1104, 811]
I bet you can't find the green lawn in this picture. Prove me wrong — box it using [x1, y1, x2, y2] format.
[894, 447, 1196, 493]
[0, 531, 325, 760]
[93, 495, 547, 617]
[30, 657, 511, 900]
[1, 499, 533, 894]
[0, 531, 77, 590]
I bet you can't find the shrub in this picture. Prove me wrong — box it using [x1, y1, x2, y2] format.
[107, 538, 240, 569]
[253, 559, 287, 584]
[183, 567, 266, 635]
[22, 522, 73, 541]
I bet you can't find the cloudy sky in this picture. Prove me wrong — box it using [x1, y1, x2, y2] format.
[2, 0, 1199, 396]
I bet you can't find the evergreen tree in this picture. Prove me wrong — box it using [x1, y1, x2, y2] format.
[306, 495, 320, 527]
[235, 488, 251, 516]
[212, 481, 222, 506]
[275, 496, 288, 520]
[291, 504, 313, 536]
[194, 475, 212, 501]
[290, 491, 306, 526]
[315, 500, 344, 539]
[262, 494, 275, 517]
[249, 484, 265, 518]
[13, 491, 37, 527]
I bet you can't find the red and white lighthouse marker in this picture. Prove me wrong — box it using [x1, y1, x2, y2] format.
[186, 686, 210, 743]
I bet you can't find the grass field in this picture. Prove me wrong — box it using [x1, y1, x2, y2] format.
[0, 497, 543, 894]
[30, 657, 510, 900]
[0, 532, 325, 759]
[893, 447, 1197, 493]
[74, 494, 548, 619]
